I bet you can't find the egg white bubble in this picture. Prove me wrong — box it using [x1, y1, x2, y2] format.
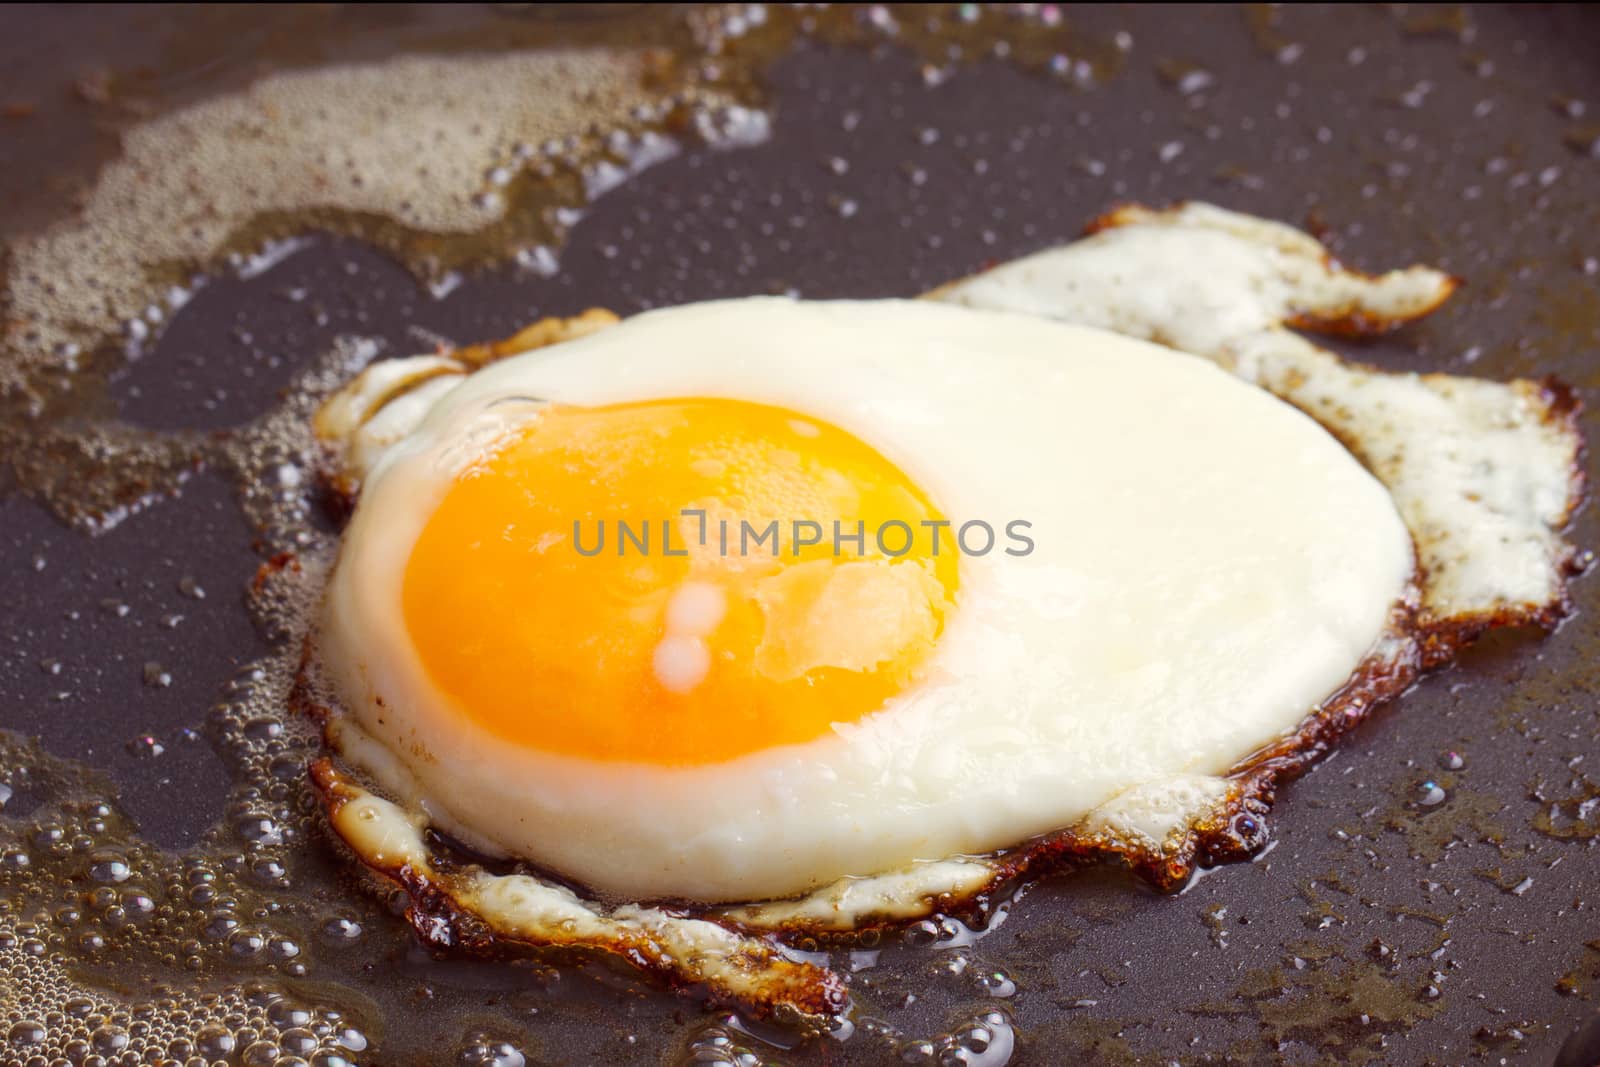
[319, 295, 1414, 903]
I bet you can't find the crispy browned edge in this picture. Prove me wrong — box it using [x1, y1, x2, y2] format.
[305, 753, 849, 1030]
[1083, 201, 1465, 337]
[453, 307, 620, 368]
[299, 581, 1572, 965]
[298, 208, 1587, 1022]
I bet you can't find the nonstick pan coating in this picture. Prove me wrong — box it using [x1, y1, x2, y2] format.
[2, 5, 1599, 1064]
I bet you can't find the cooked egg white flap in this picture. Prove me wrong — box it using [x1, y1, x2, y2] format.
[934, 202, 1581, 626]
[313, 763, 845, 1022]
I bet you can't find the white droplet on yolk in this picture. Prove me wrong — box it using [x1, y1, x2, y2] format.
[653, 635, 711, 694]
[665, 581, 727, 636]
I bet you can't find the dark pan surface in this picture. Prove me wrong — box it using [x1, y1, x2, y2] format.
[3, 5, 1600, 1064]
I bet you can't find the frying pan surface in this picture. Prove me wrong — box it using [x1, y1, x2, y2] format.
[2, 5, 1599, 1064]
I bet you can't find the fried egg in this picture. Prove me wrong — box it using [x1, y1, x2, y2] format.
[305, 203, 1583, 1024]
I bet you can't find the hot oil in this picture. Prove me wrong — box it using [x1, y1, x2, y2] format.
[0, 7, 1134, 1065]
[0, 4, 1118, 536]
[6, 4, 1600, 1065]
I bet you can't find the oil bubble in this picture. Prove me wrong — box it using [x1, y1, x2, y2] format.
[1416, 780, 1448, 807]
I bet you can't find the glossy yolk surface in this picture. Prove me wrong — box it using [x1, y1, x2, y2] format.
[401, 397, 958, 765]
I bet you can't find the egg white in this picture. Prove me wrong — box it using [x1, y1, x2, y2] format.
[318, 294, 1414, 903]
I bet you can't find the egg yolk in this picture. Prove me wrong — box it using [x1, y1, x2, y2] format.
[401, 397, 958, 765]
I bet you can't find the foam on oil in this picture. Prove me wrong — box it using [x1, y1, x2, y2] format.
[0, 8, 1133, 1063]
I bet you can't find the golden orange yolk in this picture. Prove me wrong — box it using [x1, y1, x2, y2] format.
[401, 397, 958, 765]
